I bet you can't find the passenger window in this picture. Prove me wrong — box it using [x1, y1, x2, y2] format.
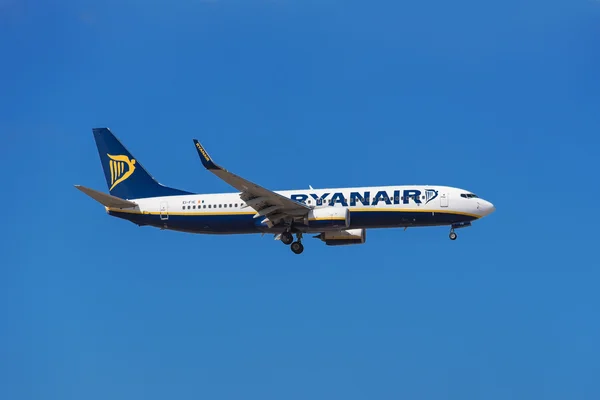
[203, 205, 206, 209]
[208, 205, 212, 208]
[193, 205, 196, 209]
[224, 204, 227, 208]
[235, 203, 238, 207]
[187, 206, 191, 209]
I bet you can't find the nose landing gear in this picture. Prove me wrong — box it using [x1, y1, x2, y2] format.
[449, 221, 471, 241]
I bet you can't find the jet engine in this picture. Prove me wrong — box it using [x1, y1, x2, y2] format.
[315, 228, 366, 246]
[305, 207, 350, 230]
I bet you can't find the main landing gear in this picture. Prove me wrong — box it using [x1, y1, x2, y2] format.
[281, 232, 294, 245]
[291, 241, 304, 255]
[281, 231, 304, 254]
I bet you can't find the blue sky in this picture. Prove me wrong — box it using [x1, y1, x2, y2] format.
[1, 1, 599, 399]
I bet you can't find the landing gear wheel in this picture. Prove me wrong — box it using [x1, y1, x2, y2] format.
[291, 241, 304, 254]
[449, 231, 457, 241]
[281, 232, 294, 245]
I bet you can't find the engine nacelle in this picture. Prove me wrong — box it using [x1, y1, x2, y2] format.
[305, 207, 350, 230]
[316, 228, 366, 246]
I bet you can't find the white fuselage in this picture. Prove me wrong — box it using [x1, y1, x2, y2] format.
[107, 185, 495, 235]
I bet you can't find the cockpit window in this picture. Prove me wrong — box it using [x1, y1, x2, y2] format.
[461, 193, 479, 199]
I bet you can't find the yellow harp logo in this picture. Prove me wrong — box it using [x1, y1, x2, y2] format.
[107, 154, 136, 191]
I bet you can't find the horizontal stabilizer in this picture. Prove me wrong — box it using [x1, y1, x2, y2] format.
[74, 185, 138, 208]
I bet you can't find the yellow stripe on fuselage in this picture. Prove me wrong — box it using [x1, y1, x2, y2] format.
[106, 207, 480, 219]
[106, 207, 257, 216]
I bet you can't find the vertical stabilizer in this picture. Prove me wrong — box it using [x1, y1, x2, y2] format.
[93, 128, 193, 199]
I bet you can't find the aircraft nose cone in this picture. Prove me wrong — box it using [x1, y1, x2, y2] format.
[480, 200, 495, 216]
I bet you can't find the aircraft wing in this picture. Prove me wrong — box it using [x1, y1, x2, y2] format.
[193, 139, 311, 227]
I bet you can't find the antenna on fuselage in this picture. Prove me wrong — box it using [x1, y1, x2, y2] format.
[309, 185, 314, 190]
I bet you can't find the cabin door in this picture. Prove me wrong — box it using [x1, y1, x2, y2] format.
[160, 201, 169, 220]
[440, 193, 449, 207]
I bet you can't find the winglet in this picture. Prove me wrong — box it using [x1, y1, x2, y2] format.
[193, 139, 219, 170]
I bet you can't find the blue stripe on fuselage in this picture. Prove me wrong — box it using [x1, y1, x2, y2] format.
[348, 209, 477, 228]
[109, 210, 258, 234]
[108, 209, 478, 234]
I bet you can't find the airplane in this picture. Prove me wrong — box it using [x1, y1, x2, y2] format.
[75, 128, 496, 254]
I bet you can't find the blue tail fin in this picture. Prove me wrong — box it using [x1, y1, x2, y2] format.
[93, 128, 193, 199]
